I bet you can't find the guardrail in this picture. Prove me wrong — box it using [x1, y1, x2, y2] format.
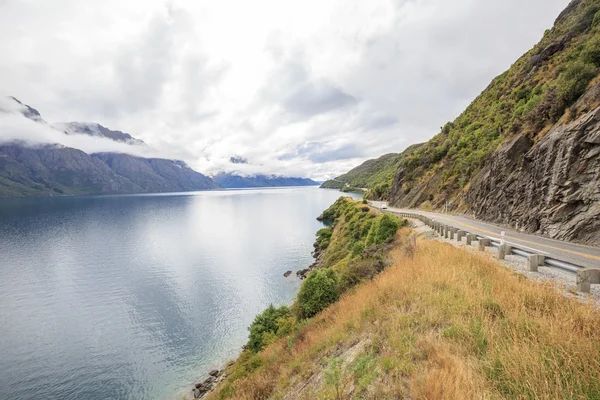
[387, 210, 599, 294]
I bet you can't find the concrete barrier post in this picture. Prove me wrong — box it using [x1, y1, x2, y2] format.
[449, 229, 454, 240]
[466, 234, 475, 245]
[444, 226, 449, 239]
[478, 238, 491, 251]
[576, 269, 600, 293]
[457, 230, 466, 241]
[528, 254, 545, 272]
[498, 244, 511, 260]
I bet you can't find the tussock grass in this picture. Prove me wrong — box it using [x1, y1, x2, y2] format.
[209, 238, 600, 399]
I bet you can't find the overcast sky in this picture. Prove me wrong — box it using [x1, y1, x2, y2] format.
[0, 0, 570, 179]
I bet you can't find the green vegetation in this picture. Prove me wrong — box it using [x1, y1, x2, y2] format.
[320, 145, 423, 201]
[296, 269, 339, 319]
[247, 305, 292, 352]
[396, 0, 600, 205]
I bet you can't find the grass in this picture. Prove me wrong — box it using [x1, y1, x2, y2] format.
[207, 236, 600, 399]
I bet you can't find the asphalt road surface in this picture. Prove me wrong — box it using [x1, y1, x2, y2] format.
[370, 202, 600, 269]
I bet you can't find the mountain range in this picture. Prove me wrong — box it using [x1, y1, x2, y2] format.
[214, 172, 318, 188]
[0, 98, 317, 197]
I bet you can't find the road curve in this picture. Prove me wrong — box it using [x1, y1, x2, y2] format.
[371, 202, 600, 269]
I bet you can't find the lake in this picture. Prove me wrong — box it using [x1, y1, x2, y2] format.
[0, 187, 359, 400]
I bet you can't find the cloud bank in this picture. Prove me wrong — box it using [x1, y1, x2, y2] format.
[0, 98, 161, 158]
[0, 0, 570, 179]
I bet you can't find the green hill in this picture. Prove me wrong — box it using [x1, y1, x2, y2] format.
[320, 144, 423, 200]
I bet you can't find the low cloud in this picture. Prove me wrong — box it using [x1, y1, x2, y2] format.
[0, 97, 163, 159]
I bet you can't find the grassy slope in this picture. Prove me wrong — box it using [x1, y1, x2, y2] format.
[207, 236, 600, 400]
[393, 0, 600, 207]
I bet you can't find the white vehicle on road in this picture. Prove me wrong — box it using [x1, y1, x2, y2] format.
[380, 203, 388, 209]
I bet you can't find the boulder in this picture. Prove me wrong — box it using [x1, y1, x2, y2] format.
[283, 270, 292, 278]
[209, 369, 220, 377]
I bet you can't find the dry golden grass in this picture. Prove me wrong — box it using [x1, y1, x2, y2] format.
[208, 236, 600, 400]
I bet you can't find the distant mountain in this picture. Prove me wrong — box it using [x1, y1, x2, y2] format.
[0, 97, 218, 197]
[213, 173, 318, 188]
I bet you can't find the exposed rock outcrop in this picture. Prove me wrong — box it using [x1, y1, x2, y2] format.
[192, 368, 228, 399]
[466, 106, 600, 245]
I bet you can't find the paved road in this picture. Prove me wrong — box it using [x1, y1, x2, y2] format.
[371, 202, 600, 269]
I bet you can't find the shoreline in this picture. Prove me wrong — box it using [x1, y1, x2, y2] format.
[183, 225, 325, 399]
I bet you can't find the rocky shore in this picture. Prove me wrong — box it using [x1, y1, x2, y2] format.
[190, 364, 232, 399]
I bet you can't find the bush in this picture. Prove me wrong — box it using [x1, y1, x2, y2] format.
[366, 214, 401, 247]
[351, 241, 365, 257]
[297, 268, 339, 319]
[582, 36, 600, 67]
[247, 305, 291, 352]
[557, 60, 598, 105]
[316, 227, 333, 249]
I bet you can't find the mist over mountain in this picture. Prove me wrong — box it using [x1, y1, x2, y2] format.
[0, 97, 218, 197]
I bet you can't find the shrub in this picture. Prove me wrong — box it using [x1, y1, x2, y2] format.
[247, 305, 291, 352]
[316, 227, 333, 250]
[297, 268, 339, 319]
[593, 10, 600, 28]
[366, 215, 401, 247]
[582, 36, 600, 67]
[351, 241, 365, 257]
[556, 60, 597, 105]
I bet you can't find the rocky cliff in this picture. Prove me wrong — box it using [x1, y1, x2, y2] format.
[467, 102, 600, 245]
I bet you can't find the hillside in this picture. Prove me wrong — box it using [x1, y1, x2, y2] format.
[0, 98, 218, 197]
[388, 0, 600, 245]
[320, 144, 423, 200]
[202, 199, 600, 400]
[213, 173, 318, 188]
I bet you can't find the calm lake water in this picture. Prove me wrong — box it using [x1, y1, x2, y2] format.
[0, 187, 359, 400]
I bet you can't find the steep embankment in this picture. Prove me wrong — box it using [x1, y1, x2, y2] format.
[205, 217, 600, 399]
[388, 0, 600, 245]
[190, 198, 407, 398]
[320, 144, 423, 200]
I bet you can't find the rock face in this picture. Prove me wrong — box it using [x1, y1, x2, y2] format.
[466, 106, 600, 245]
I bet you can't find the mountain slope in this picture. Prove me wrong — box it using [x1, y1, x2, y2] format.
[389, 0, 600, 245]
[0, 98, 218, 197]
[321, 144, 423, 199]
[213, 173, 318, 188]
